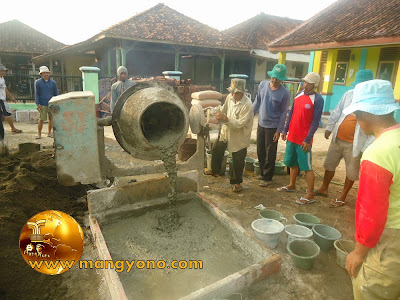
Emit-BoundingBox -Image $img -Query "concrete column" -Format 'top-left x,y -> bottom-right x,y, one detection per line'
121,48 -> 127,67
115,48 -> 121,69
278,52 -> 286,65
312,51 -> 322,73
79,66 -> 100,104
192,56 -> 197,83
365,47 -> 381,78
31,62 -> 36,74
174,52 -> 180,71
49,58 -> 53,73
394,63 -> 400,101
107,50 -> 112,76
220,51 -> 225,92
211,58 -> 215,82
321,49 -> 338,113
308,51 -> 315,73
359,48 -> 368,70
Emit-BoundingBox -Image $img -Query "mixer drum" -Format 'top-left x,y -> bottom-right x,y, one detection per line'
112,82 -> 189,161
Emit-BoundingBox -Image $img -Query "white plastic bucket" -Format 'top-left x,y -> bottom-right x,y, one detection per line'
251,218 -> 284,249
285,224 -> 313,246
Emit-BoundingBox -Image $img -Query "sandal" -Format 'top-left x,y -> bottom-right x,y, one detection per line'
259,181 -> 272,187
330,198 -> 345,207
313,190 -> 328,197
296,197 -> 315,205
232,185 -> 243,193
48,134 -> 54,138
12,128 -> 22,134
204,170 -> 220,177
277,186 -> 296,192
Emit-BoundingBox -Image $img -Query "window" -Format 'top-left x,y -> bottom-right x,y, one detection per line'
377,61 -> 396,83
334,62 -> 349,84
334,50 -> 351,85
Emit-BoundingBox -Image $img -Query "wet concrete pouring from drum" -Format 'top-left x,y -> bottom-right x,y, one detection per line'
101,199 -> 255,300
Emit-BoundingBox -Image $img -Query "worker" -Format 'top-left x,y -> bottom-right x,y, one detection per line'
344,79 -> 400,299
204,78 -> 254,193
34,66 -> 59,139
110,66 -> 135,112
0,64 -> 22,134
314,70 -> 374,207
278,72 -> 324,204
252,64 -> 290,187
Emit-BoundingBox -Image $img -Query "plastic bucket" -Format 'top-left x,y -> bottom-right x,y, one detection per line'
259,209 -> 285,222
274,161 -> 286,175
251,218 -> 284,249
253,162 -> 261,175
334,239 -> 355,269
312,224 -> 342,252
293,213 -> 321,229
206,150 -> 229,175
287,239 -> 320,270
285,224 -> 313,246
245,157 -> 256,171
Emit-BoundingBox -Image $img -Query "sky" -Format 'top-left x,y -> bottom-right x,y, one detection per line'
2,0 -> 336,45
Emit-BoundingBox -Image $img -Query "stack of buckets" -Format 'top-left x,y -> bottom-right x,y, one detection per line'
252,210 -> 351,270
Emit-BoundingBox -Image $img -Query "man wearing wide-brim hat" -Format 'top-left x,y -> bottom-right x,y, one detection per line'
253,63 -> 290,187
344,79 -> 400,299
279,72 -> 324,204
314,69 -> 374,207
34,66 -> 59,139
205,78 -> 254,193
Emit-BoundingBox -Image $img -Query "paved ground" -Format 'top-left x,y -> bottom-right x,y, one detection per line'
1,116 -> 356,300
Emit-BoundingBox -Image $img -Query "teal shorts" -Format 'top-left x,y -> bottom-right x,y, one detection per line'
284,141 -> 312,171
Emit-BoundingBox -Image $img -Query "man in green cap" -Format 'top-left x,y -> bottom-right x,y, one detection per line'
253,64 -> 290,187
314,70 -> 374,207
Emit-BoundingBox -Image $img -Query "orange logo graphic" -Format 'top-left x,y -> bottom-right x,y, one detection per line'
19,210 -> 84,275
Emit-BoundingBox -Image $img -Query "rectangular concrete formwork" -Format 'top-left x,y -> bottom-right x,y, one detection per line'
88,176 -> 281,300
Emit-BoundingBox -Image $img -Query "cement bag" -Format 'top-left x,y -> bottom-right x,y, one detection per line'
191,99 -> 221,108
191,90 -> 222,100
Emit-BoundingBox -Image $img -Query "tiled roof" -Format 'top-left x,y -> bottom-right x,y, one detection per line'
269,0 -> 400,51
223,13 -> 302,50
0,20 -> 64,54
100,3 -> 247,49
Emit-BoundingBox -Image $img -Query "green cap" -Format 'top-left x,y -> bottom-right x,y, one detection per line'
267,64 -> 288,82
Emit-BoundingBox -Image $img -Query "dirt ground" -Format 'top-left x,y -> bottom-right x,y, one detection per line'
0,117 -> 356,300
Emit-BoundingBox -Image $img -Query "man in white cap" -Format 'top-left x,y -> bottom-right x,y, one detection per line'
279,72 -> 324,204
110,66 -> 135,112
205,78 -> 254,193
34,66 -> 59,139
344,79 -> 400,299
0,64 -> 22,134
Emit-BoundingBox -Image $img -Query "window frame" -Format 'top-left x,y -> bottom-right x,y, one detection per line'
333,61 -> 349,85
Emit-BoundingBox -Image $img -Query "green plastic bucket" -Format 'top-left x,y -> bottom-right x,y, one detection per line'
253,162 -> 261,175
334,239 -> 355,269
259,209 -> 285,222
287,239 -> 320,270
293,213 -> 321,229
274,161 -> 286,175
312,224 -> 342,252
245,157 -> 256,171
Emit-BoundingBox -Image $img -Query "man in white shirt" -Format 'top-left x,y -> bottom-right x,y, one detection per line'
0,64 -> 22,134
204,78 -> 254,192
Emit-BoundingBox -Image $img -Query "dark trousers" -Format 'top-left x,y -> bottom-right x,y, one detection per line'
257,125 -> 278,181
0,118 -> 3,140
212,141 -> 247,185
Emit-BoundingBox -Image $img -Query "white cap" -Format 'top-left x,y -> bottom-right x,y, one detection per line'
303,72 -> 320,86
39,66 -> 51,74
